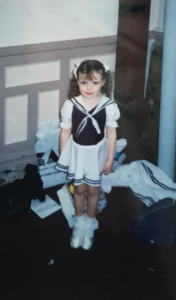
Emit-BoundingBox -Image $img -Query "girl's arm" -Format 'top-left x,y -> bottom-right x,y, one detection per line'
104,126 -> 117,175
60,128 -> 71,153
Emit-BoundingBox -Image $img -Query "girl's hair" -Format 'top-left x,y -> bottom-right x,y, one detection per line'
67,60 -> 113,99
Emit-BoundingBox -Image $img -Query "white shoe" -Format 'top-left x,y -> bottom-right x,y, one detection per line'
82,237 -> 93,250
70,216 -> 85,249
70,235 -> 83,249
82,224 -> 94,250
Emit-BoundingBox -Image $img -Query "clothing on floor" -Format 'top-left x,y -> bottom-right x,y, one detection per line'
101,160 -> 176,206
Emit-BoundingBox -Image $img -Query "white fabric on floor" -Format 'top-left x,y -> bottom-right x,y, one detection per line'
101,160 -> 176,206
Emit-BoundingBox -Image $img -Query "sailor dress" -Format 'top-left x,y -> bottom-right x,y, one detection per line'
55,95 -> 120,186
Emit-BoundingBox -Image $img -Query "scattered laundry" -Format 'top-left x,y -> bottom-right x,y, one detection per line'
31,195 -> 61,219
0,168 -> 26,187
112,153 -> 126,172
34,121 -> 60,165
57,184 -> 75,225
101,160 -> 176,206
38,162 -> 69,189
0,164 -> 45,218
114,138 -> 127,158
130,198 -> 175,246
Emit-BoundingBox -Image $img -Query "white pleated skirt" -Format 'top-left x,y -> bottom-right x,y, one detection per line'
55,135 -> 108,186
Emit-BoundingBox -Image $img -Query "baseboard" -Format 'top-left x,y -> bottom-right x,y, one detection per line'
0,154 -> 38,171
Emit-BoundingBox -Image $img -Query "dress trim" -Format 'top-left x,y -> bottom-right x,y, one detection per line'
55,162 -> 68,170
55,164 -> 101,186
71,176 -> 101,186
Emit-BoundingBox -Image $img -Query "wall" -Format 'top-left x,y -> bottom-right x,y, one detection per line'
156,0 -> 165,31
0,42 -> 117,171
0,0 -> 166,169
145,0 -> 165,96
0,1 -> 118,170
0,0 -> 119,47
149,0 -> 165,32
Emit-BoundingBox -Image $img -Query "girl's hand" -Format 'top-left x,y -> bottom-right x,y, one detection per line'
105,126 -> 116,175
104,160 -> 113,175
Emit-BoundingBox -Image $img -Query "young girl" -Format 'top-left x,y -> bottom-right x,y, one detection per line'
56,60 -> 120,250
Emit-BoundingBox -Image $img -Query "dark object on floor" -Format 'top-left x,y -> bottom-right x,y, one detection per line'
23,164 -> 45,202
0,164 -> 45,218
130,198 -> 176,247
0,179 -> 31,218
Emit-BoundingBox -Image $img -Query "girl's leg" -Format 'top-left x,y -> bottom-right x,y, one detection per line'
70,184 -> 87,249
82,185 -> 99,250
74,183 -> 87,216
70,184 -> 99,250
86,186 -> 99,218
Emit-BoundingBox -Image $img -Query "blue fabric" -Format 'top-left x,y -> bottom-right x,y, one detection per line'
130,198 -> 176,247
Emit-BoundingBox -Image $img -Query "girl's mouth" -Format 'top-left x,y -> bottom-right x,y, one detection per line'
86,92 -> 93,95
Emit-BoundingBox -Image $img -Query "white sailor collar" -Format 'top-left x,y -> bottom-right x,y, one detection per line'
71,95 -> 114,137
74,95 -> 113,111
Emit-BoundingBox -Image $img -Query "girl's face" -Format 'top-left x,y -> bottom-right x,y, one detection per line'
77,72 -> 105,100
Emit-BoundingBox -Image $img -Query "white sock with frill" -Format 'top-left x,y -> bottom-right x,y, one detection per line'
72,214 -> 86,238
84,215 -> 96,238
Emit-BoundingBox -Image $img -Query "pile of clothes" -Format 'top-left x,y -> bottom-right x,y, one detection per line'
0,164 -> 45,217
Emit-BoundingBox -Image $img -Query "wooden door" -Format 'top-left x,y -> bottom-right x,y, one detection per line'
115,0 -> 151,104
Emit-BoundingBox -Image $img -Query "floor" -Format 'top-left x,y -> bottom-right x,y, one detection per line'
0,116 -> 176,300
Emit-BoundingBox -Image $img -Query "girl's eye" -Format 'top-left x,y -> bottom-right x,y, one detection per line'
80,81 -> 87,85
93,81 -> 99,85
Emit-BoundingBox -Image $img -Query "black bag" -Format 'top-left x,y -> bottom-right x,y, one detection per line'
0,180 -> 31,217
0,164 -> 45,218
23,164 -> 45,202
130,198 -> 176,247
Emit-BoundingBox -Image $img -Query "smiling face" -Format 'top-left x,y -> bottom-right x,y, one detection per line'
77,71 -> 105,100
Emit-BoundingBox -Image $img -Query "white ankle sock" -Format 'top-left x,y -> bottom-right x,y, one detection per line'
72,215 -> 85,238
75,214 -> 85,223
84,215 -> 96,238
86,215 -> 95,224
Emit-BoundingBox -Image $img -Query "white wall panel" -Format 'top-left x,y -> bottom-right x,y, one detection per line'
38,89 -> 59,127
70,54 -> 116,77
5,95 -> 28,145
5,61 -> 60,87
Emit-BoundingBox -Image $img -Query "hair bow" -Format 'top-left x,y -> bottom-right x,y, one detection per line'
73,63 -> 81,78
102,62 -> 110,72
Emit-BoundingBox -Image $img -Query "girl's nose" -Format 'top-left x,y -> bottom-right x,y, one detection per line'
87,82 -> 92,91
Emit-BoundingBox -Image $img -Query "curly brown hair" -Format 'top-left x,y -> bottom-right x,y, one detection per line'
67,60 -> 113,100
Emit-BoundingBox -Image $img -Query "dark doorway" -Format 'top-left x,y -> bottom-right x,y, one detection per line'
115,0 -> 157,164
115,0 -> 151,103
